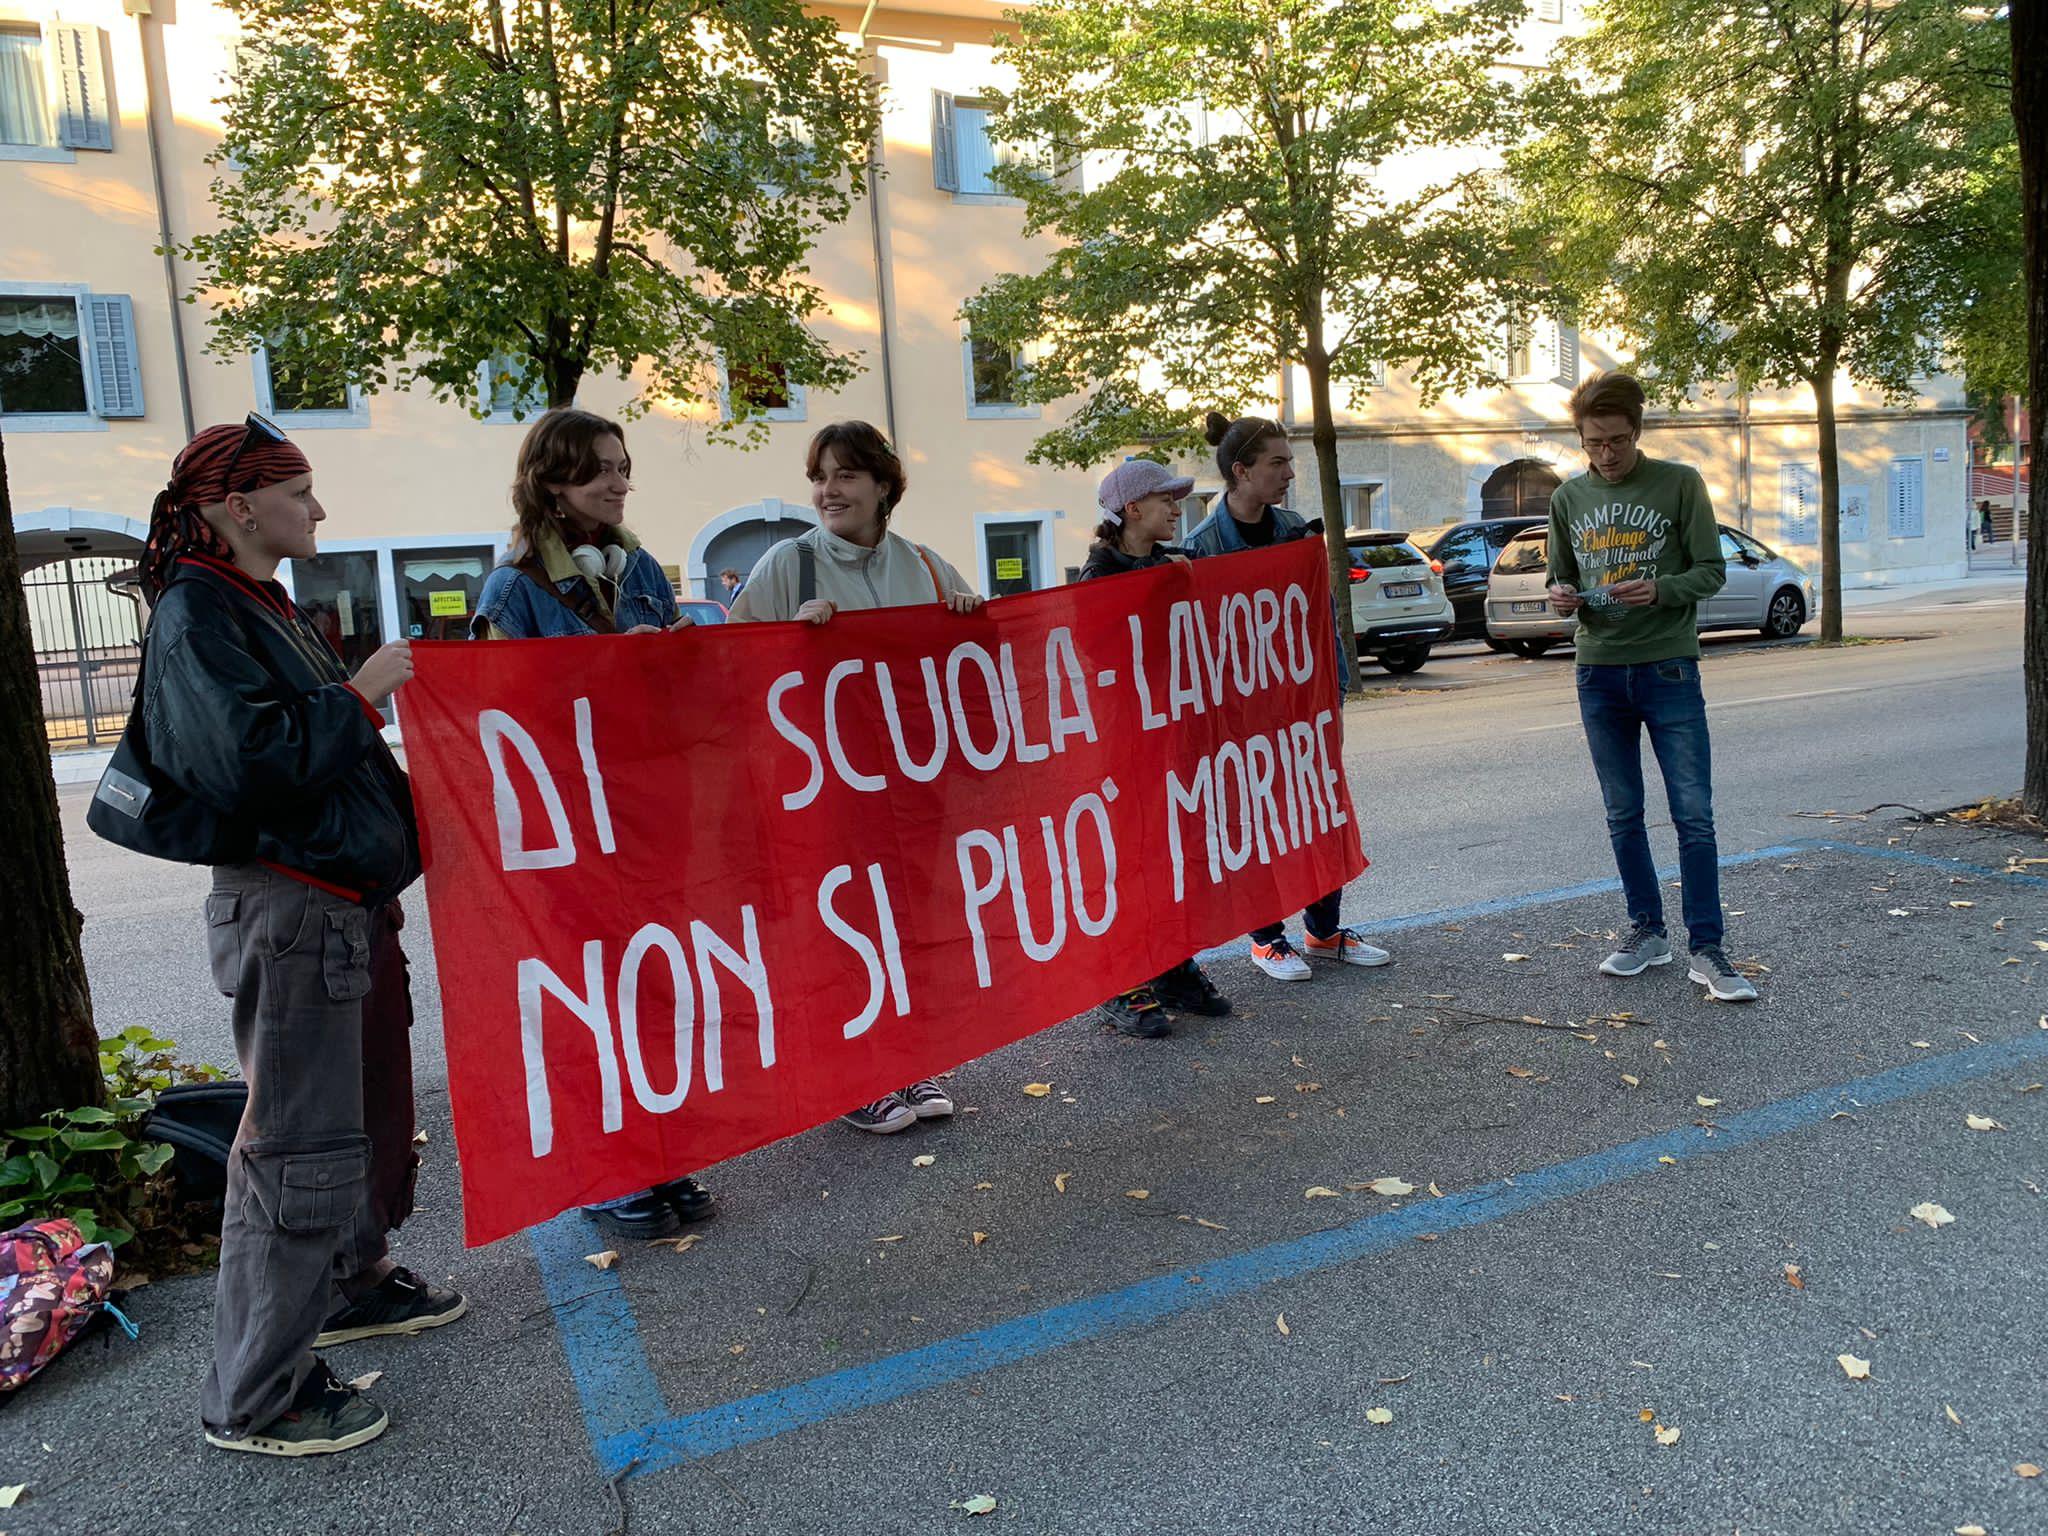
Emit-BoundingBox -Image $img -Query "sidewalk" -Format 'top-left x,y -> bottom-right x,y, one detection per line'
3,818 -> 2044,1534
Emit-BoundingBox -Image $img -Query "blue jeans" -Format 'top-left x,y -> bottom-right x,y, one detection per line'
1575,658 -> 1723,952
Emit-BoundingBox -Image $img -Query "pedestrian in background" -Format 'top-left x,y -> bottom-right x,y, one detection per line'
1183,412 -> 1389,984
120,417 -> 463,1458
1073,458 -> 1232,1035
718,567 -> 745,605
729,420 -> 983,1131
1545,372 -> 1756,1002
471,407 -> 719,1240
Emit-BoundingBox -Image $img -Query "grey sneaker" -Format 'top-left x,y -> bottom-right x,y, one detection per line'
1688,946 -> 1759,1002
1599,923 -> 1674,976
204,1361 -> 388,1458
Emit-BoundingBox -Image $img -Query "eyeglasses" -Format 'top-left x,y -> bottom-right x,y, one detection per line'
221,411 -> 288,495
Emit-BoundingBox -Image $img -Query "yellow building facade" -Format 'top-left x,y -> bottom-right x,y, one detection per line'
4,0 -> 1971,745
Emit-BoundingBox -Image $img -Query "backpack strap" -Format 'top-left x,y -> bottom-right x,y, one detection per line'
797,542 -> 816,609
515,557 -> 617,635
915,544 -> 944,601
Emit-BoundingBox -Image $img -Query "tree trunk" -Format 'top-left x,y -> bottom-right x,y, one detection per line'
1811,361 -> 1845,644
2015,0 -> 2047,817
0,433 -> 103,1126
1300,340 -> 1359,692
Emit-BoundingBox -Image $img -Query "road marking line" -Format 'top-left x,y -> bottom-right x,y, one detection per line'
528,840 -> 2047,1479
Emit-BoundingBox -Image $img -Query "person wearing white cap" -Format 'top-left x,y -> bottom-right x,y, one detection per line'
1071,458 -> 1234,1034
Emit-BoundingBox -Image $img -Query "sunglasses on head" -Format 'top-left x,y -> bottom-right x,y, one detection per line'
221,411 -> 288,495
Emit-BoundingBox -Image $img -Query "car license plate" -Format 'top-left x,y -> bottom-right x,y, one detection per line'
1381,581 -> 1423,598
1512,600 -> 1547,613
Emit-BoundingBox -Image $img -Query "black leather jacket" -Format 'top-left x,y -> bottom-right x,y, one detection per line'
1076,541 -> 1185,581
139,556 -> 420,902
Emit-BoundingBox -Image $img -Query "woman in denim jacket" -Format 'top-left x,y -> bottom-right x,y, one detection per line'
471,407 -> 714,1242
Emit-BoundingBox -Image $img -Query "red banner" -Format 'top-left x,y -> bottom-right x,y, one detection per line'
402,540 -> 1364,1245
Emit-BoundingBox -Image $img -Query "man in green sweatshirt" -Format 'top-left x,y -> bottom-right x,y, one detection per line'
1546,372 -> 1757,1002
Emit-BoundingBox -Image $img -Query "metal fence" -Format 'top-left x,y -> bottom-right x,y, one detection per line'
25,556 -> 143,751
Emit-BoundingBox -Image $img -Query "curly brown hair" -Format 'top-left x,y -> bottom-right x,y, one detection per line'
510,408 -> 632,551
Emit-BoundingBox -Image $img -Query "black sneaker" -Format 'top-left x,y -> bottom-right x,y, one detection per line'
1097,987 -> 1173,1038
842,1094 -> 918,1133
1150,959 -> 1232,1017
656,1175 -> 716,1223
315,1265 -> 469,1346
204,1360 -> 388,1458
585,1188 -> 683,1241
900,1079 -> 955,1118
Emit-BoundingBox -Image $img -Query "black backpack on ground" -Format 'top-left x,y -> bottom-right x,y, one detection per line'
140,1082 -> 248,1210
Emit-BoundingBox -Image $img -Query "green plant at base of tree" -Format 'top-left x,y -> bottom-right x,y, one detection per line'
0,1027 -> 225,1248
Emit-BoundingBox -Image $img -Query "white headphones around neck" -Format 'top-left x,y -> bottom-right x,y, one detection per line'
569,543 -> 628,584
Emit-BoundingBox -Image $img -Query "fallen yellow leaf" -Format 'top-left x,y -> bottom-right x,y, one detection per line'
1838,1353 -> 1872,1380
1125,1189 -> 1150,1200
347,1370 -> 383,1392
1945,1404 -> 1963,1426
1276,1313 -> 1290,1336
1654,1425 -> 1681,1446
951,1494 -> 998,1517
1956,1525 -> 1988,1535
1022,1082 -> 1053,1097
971,1231 -> 987,1246
1910,1201 -> 1956,1228
1254,1094 -> 1277,1104
0,1485 -> 24,1511
2017,1463 -> 2042,1479
1305,1186 -> 1341,1199
1366,1177 -> 1414,1196
1964,1114 -> 2004,1132
1639,1408 -> 1655,1423
1695,1095 -> 1722,1108
1194,1217 -> 1227,1231
1506,1066 -> 1535,1079
874,1234 -> 904,1243
1502,953 -> 1530,963
1365,1407 -> 1393,1425
728,1343 -> 746,1356
911,1154 -> 935,1168
1784,1263 -> 1805,1290
583,1249 -> 620,1270
1427,1181 -> 1444,1198
1950,900 -> 1976,908
1620,1074 -> 1641,1088
1657,1156 -> 1677,1165
974,1181 -> 994,1190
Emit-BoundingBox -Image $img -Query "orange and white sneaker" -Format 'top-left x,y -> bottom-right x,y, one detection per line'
1249,936 -> 1313,982
1302,927 -> 1392,968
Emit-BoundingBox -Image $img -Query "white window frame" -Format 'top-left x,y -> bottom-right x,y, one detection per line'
1339,476 -> 1390,533
716,356 -> 807,424
961,323 -> 1039,421
974,510 -> 1059,596
253,340 -> 370,429
275,531 -> 511,644
476,354 -> 545,424
948,95 -> 1033,205
0,280 -> 104,432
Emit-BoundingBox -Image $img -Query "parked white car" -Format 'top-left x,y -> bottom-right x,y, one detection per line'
1346,533 -> 1456,673
1485,524 -> 1817,657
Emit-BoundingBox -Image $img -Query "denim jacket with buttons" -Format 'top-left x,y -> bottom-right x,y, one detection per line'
1182,500 -> 1353,690
470,525 -> 677,639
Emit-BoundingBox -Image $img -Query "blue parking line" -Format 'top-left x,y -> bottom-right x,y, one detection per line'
525,835 -> 2048,1479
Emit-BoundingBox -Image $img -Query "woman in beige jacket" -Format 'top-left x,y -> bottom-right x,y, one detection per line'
729,420 -> 983,1133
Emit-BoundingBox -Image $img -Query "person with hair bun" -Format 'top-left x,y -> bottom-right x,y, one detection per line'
1073,458 -> 1232,1035
730,420 -> 983,1132
122,417 -> 464,1458
472,406 -> 718,1241
1183,412 -> 1389,985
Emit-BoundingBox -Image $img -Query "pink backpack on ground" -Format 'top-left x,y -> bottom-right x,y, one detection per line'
0,1219 -> 127,1393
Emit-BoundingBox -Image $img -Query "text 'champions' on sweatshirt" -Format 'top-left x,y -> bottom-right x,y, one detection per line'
1545,455 -> 1726,666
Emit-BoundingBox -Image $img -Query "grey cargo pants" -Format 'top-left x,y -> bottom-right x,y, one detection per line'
198,864 -> 385,1438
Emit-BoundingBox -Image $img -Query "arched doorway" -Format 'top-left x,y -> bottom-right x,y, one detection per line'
1479,458 -> 1562,519
688,498 -> 816,601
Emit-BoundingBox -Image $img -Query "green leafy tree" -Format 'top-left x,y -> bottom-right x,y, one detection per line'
185,0 -> 880,427
962,0 -> 1527,669
1514,0 -> 2017,642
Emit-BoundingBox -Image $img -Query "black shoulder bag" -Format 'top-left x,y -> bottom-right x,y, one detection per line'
84,637 -> 243,867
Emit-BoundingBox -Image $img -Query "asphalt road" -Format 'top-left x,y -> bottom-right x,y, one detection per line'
4,573 -> 2042,1536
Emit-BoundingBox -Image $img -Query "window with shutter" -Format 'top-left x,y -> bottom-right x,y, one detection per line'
1536,0 -> 1565,20
0,294 -> 90,416
931,91 -> 958,192
1778,464 -> 1817,545
85,293 -> 143,417
0,24 -> 56,149
1887,458 -> 1925,539
477,353 -> 543,421
1552,322 -> 1580,387
46,24 -> 111,152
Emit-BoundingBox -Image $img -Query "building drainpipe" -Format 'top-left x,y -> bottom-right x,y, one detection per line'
1737,385 -> 1751,533
128,0 -> 196,442
855,1 -> 899,448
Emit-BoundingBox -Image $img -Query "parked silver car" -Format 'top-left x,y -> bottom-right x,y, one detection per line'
1485,524 -> 1816,657
1347,533 -> 1456,673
